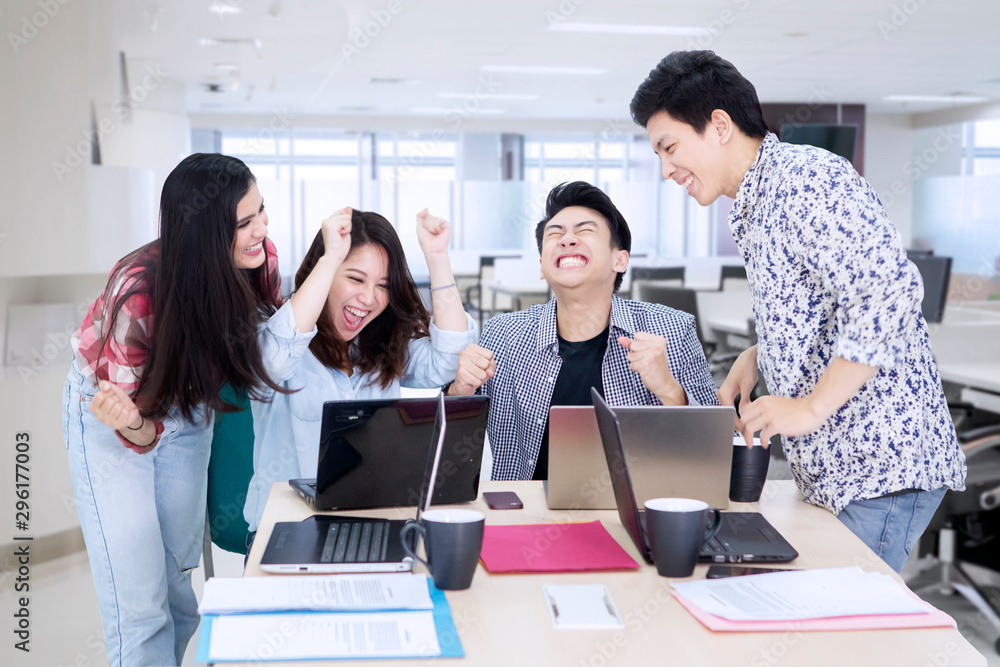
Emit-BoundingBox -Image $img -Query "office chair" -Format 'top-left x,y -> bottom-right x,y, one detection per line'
630,266 -> 685,302
719,265 -> 748,291
908,254 -> 952,324
907,421 -> 1000,654
636,285 -> 745,381
465,254 -> 520,331
202,385 -> 258,578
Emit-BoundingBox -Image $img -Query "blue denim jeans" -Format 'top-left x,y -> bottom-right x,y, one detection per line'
837,487 -> 947,573
63,361 -> 213,667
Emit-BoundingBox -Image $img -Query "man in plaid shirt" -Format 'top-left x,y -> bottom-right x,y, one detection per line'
449,182 -> 718,480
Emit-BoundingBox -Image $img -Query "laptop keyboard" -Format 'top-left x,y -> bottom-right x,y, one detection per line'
320,521 -> 389,563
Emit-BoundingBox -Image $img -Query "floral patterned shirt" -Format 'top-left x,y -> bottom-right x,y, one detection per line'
728,133 -> 966,514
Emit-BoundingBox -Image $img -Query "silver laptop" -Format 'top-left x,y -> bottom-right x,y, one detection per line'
259,392 -> 447,574
545,404 -> 735,510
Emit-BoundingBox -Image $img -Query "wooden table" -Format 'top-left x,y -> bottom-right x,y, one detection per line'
244,480 -> 986,666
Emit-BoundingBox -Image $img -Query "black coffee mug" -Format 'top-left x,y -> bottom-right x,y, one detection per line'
644,498 -> 722,578
730,438 -> 770,503
400,509 -> 484,590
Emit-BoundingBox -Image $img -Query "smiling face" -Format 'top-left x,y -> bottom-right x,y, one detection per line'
646,110 -> 736,207
232,182 -> 269,269
326,243 -> 390,342
539,206 -> 629,296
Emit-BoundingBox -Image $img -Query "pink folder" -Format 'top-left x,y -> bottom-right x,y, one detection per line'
480,521 -> 640,573
672,587 -> 957,632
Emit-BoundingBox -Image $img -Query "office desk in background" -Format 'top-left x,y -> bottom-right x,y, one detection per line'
243,481 -> 985,667
483,280 -> 551,312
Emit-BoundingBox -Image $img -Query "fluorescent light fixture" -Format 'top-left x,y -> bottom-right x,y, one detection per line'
411,107 -> 505,114
214,63 -> 240,72
548,22 -> 708,36
370,77 -> 420,85
208,2 -> 242,16
883,94 -> 987,104
436,92 -> 539,100
199,37 -> 262,49
481,65 -> 606,75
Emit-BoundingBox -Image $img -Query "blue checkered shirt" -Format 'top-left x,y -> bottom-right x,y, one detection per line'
478,295 -> 720,480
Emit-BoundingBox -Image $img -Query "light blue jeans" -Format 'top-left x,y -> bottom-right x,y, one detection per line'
63,361 -> 213,667
837,487 -> 947,573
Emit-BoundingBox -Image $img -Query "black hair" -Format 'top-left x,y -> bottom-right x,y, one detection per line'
534,181 -> 631,292
630,50 -> 768,139
100,153 -> 285,422
295,210 -> 430,389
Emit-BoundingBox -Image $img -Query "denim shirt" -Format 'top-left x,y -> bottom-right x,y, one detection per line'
244,300 -> 477,531
728,133 -> 966,513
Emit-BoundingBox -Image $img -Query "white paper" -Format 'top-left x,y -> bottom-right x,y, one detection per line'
543,585 -> 624,630
198,574 -> 433,615
672,567 -> 931,621
207,611 -> 441,660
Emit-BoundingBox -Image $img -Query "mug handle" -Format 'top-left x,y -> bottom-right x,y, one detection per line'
703,508 -> 723,545
400,521 -> 432,572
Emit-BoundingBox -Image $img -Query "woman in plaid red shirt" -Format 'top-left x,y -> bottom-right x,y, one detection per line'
63,154 -> 286,666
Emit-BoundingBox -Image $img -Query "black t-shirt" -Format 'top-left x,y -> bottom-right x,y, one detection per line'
532,327 -> 609,480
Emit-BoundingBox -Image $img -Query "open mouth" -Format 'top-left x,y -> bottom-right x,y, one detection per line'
244,241 -> 263,255
557,255 -> 588,269
342,305 -> 370,330
680,175 -> 694,191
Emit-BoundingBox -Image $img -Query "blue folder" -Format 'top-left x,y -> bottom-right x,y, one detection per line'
196,578 -> 464,662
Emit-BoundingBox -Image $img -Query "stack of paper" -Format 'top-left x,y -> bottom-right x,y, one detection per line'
480,520 -> 640,573
196,574 -> 464,662
199,573 -> 434,614
671,567 -> 956,632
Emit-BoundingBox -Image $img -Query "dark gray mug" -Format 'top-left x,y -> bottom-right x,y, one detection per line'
400,508 -> 484,590
644,498 -> 722,578
730,439 -> 770,503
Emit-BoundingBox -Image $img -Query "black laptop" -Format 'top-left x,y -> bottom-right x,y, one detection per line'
592,389 -> 798,564
260,393 -> 448,573
289,396 -> 488,510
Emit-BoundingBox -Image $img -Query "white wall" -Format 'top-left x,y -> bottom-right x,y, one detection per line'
863,113 -> 917,246
0,0 -> 187,544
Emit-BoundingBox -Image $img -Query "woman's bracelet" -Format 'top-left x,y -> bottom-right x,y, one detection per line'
430,282 -> 457,292
127,414 -> 145,431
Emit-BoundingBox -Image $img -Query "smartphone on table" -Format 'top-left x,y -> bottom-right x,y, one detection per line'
483,491 -> 523,510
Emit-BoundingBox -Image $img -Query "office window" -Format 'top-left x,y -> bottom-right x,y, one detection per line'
969,119 -> 1000,175
216,128 -> 361,268
202,127 -> 731,262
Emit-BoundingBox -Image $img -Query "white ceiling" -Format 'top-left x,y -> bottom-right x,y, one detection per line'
118,0 -> 1000,123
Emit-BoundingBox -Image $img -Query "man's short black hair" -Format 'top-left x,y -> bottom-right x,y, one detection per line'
535,181 -> 631,292
630,50 -> 768,139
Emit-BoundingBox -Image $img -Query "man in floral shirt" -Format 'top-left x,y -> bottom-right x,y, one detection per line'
629,50 -> 966,572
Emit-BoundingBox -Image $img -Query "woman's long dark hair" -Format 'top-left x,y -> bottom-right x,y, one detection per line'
294,210 -> 430,389
99,153 -> 286,422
